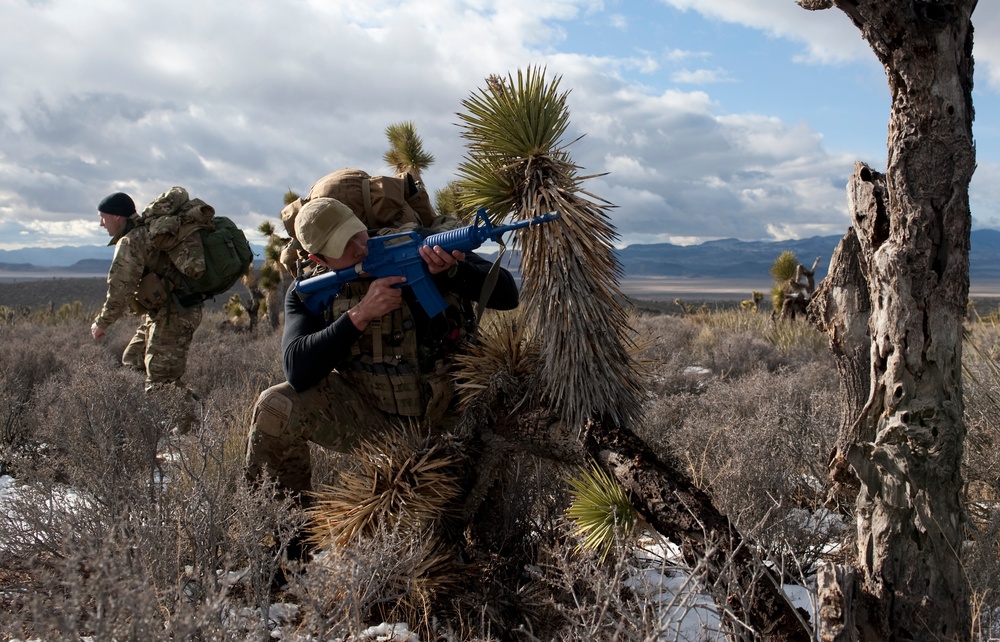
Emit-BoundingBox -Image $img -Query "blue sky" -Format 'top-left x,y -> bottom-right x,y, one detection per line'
1,0 -> 997,251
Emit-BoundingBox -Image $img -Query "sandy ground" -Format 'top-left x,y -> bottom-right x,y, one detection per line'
4,273 -> 1000,306
620,276 -> 1000,300
619,277 -> 772,300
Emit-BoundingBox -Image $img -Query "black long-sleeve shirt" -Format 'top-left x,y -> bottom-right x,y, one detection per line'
281,251 -> 518,392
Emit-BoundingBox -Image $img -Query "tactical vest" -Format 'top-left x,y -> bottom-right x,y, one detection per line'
328,279 -> 475,421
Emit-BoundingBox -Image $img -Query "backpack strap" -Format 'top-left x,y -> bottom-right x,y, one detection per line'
361,177 -> 376,228
474,245 -> 507,326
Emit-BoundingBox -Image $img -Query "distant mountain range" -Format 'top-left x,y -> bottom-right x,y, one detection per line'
613,229 -> 1000,282
4,231 -> 1000,282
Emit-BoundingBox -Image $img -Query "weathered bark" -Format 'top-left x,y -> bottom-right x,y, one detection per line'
807,170 -> 877,641
817,564 -> 858,642
807,170 -> 878,496
799,1 -> 976,639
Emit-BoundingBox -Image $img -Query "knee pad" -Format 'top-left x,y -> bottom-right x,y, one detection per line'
252,387 -> 294,438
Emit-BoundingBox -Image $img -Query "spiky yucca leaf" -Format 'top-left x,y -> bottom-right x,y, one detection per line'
454,65 -> 644,430
455,69 -> 571,216
434,180 -> 467,219
258,263 -> 282,291
223,293 -> 244,318
565,462 -> 638,562
452,308 -> 539,410
306,425 -> 463,549
770,283 -> 787,312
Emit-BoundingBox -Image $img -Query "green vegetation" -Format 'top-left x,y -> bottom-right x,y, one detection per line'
566,462 -> 639,562
383,120 -> 434,186
769,250 -> 800,312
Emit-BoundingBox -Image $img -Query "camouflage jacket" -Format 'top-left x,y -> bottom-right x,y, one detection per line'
93,218 -> 192,329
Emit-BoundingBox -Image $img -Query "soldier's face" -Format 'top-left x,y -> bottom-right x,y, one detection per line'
99,212 -> 126,237
314,231 -> 369,271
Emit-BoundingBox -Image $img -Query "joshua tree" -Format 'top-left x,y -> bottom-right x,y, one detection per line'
256,220 -> 291,330
801,1 -> 977,640
770,251 -> 821,320
227,221 -> 286,332
236,194 -> 295,331
432,179 -> 466,219
382,120 -> 434,188
306,67 -> 811,639
449,66 -> 809,638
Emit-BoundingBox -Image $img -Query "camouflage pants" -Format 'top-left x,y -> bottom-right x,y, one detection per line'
122,304 -> 203,389
244,374 -> 391,495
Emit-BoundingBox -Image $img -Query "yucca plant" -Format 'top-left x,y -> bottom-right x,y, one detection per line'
769,250 -> 800,312
454,65 -> 644,431
303,424 -> 468,630
565,462 -> 639,562
433,179 -> 467,219
383,120 -> 434,187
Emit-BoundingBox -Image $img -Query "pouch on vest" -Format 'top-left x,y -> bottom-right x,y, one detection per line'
132,272 -> 170,314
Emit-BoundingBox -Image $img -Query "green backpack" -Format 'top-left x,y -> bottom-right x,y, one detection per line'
174,216 -> 255,306
141,187 -> 255,307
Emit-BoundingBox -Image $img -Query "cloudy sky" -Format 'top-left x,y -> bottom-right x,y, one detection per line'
2,0 -> 998,251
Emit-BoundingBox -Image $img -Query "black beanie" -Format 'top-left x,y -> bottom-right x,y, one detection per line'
97,192 -> 136,217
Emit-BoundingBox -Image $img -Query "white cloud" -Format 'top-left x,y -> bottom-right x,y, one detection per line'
973,6 -> 1000,92
657,0 -> 999,87
672,68 -> 732,84
655,0 -> 880,65
0,0 -> 994,251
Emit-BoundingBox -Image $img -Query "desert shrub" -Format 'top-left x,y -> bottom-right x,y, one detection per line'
695,329 -> 785,378
630,313 -> 709,396
0,321 -> 106,475
645,359 -> 843,578
9,297 -> 998,639
688,308 -> 828,373
525,533 -> 667,641
185,311 -> 283,398
2,300 -> 99,326
634,309 -> 829,388
0,463 -> 302,641
0,313 -> 306,640
960,319 -> 1000,631
964,321 -> 1000,499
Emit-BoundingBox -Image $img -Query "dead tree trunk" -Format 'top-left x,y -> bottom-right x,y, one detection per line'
586,421 -> 812,641
807,187 -> 875,501
800,1 -> 977,639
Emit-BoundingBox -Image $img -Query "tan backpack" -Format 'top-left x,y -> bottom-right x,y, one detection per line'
278,169 -> 439,277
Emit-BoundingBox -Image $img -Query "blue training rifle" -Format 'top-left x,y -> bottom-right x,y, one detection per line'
294,208 -> 561,318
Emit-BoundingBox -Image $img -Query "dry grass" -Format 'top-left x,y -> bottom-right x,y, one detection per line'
0,302 -> 998,640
